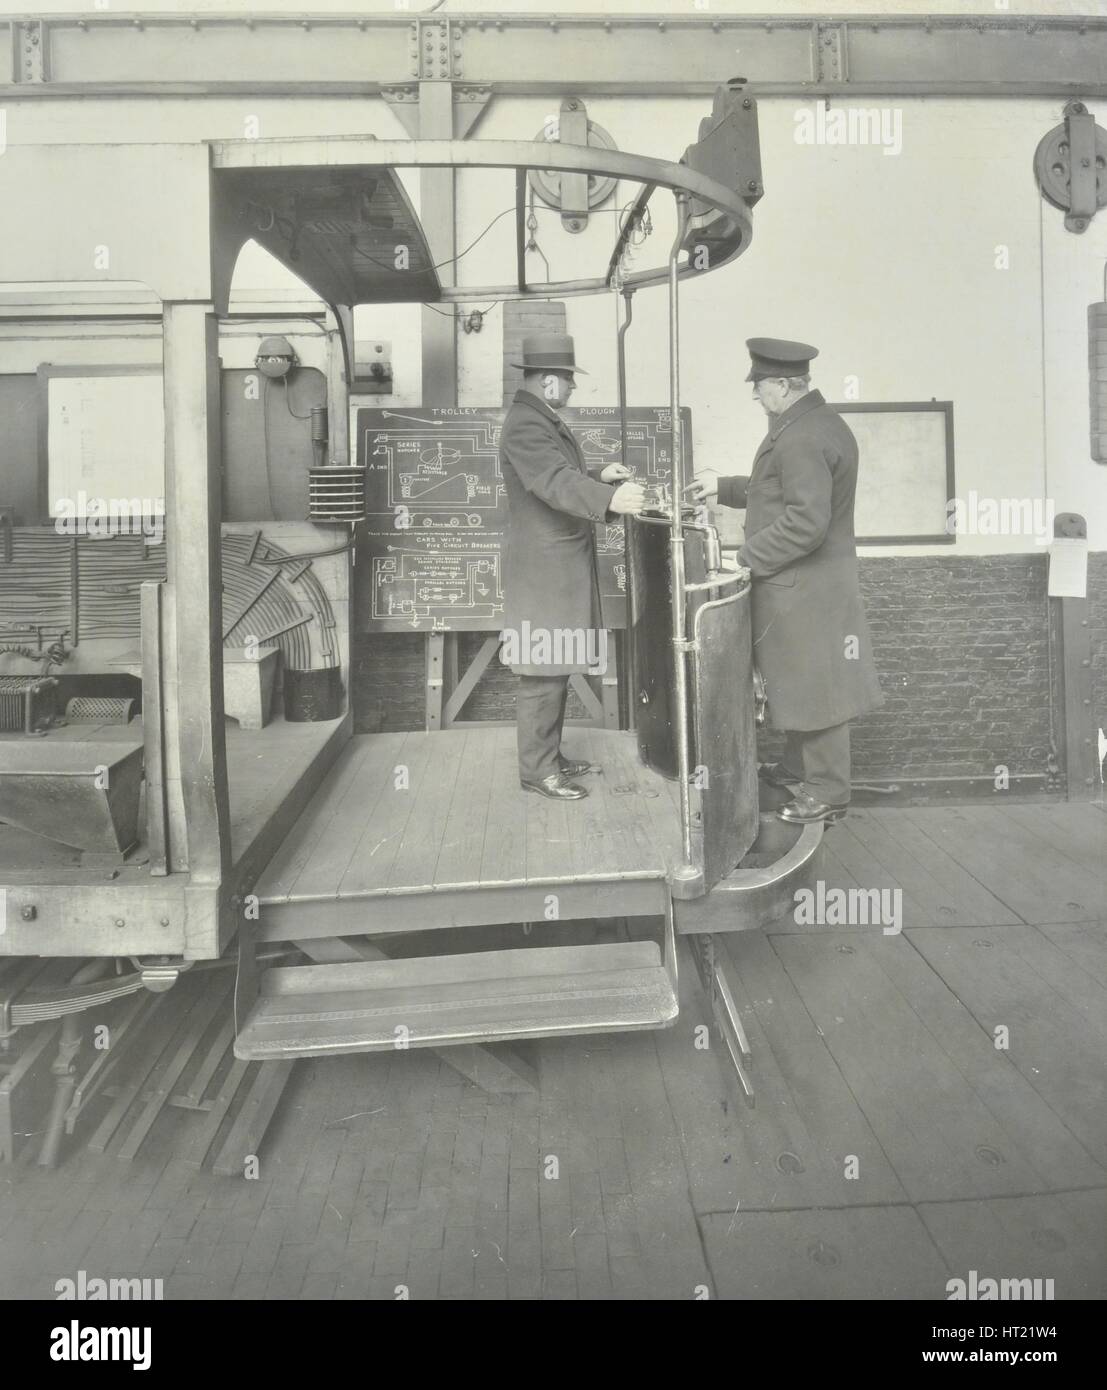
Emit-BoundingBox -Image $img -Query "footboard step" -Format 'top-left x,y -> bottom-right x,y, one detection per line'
233,941 -> 679,1061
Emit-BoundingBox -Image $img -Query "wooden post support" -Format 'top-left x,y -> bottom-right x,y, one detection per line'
140,579 -> 168,875
442,631 -> 460,718
567,674 -> 605,725
443,633 -> 500,728
415,81 -> 458,732
1051,513 -> 1096,801
418,80 -> 457,407
425,631 -> 446,731
1059,599 -> 1096,800
162,302 -> 230,879
324,304 -> 356,745
325,305 -> 352,468
600,634 -> 621,729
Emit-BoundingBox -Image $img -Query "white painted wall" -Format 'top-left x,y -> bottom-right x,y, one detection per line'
465,90 -> 1107,554
2,28 -> 1106,553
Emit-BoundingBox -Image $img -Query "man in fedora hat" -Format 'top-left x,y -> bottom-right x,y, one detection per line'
500,333 -> 646,800
688,337 -> 883,823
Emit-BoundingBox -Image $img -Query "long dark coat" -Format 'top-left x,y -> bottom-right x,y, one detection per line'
717,389 -> 884,731
499,389 -> 616,677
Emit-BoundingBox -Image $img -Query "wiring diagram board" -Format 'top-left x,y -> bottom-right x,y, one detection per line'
354,405 -> 690,632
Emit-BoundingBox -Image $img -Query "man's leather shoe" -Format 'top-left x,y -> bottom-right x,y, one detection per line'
778,794 -> 847,825
520,773 -> 589,801
558,757 -> 594,778
758,761 -> 802,790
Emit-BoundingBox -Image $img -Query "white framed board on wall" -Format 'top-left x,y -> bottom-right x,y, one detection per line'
831,400 -> 955,545
38,365 -> 165,527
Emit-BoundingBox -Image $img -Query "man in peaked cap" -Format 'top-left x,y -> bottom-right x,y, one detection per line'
689,337 -> 883,823
500,333 -> 647,800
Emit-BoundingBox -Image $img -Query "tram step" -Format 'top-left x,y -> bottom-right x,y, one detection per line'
233,941 -> 678,1060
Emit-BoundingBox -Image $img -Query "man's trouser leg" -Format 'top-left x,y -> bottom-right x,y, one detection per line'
792,721 -> 851,805
781,731 -> 806,782
517,674 -> 570,783
555,676 -> 571,759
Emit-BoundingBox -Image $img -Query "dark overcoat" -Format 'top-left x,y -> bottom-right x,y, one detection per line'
499,389 -> 615,677
717,389 -> 884,731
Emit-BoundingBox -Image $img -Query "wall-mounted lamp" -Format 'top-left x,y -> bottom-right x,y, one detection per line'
255,334 -> 298,379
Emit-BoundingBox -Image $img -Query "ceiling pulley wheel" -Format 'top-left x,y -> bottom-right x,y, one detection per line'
1033,101 -> 1107,233
529,99 -> 619,232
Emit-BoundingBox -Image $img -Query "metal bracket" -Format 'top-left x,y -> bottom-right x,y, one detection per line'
139,963 -> 184,994
529,98 -> 619,233
382,85 -> 420,139
411,17 -> 461,81
383,82 -> 489,140
813,22 -> 847,85
690,935 -> 754,1107
0,960 -> 49,1036
13,20 -> 48,84
454,85 -> 492,140
1034,101 -> 1107,234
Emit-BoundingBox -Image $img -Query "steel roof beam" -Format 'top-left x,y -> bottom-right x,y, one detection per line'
4,13 -> 1107,99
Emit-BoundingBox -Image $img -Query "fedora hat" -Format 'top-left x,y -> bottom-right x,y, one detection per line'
510,333 -> 588,375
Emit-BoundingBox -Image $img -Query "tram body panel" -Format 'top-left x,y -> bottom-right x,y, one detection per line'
0,87 -> 831,1108
690,587 -> 759,888
629,515 -> 759,891
629,517 -> 701,781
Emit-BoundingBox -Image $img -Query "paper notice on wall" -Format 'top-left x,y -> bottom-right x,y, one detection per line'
1047,537 -> 1088,598
47,372 -> 165,521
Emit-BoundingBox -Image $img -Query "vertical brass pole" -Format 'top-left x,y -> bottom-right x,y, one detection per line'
668,192 -> 697,882
617,286 -> 637,728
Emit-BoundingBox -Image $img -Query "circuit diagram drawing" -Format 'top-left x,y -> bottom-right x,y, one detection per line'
371,545 -> 503,627
362,416 -> 504,528
355,406 -> 688,632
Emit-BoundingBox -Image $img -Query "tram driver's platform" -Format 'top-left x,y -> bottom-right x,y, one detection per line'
240,727 -> 688,1059
254,727 -> 684,943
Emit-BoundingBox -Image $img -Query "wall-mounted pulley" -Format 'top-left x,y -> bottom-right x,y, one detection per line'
1033,101 -> 1107,234
529,98 -> 619,233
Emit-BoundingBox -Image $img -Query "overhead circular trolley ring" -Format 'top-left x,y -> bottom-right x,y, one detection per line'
210,137 -> 756,303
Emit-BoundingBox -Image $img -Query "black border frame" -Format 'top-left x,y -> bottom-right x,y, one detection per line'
829,399 -> 956,546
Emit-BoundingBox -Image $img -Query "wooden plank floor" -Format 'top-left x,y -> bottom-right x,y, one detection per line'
701,798 -> 1106,1299
1,797 -> 1104,1299
0,716 -> 340,885
257,727 -> 683,905
224,718 -> 346,867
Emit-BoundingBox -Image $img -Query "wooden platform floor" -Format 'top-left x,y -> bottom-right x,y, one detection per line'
0,798 -> 1104,1300
256,727 -> 684,907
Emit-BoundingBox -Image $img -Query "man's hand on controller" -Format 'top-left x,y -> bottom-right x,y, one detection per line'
685,469 -> 719,503
609,480 -> 647,516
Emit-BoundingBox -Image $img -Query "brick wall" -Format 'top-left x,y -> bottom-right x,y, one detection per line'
850,554 -> 1056,780
502,300 -> 567,404
353,632 -> 593,731
353,632 -> 424,734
